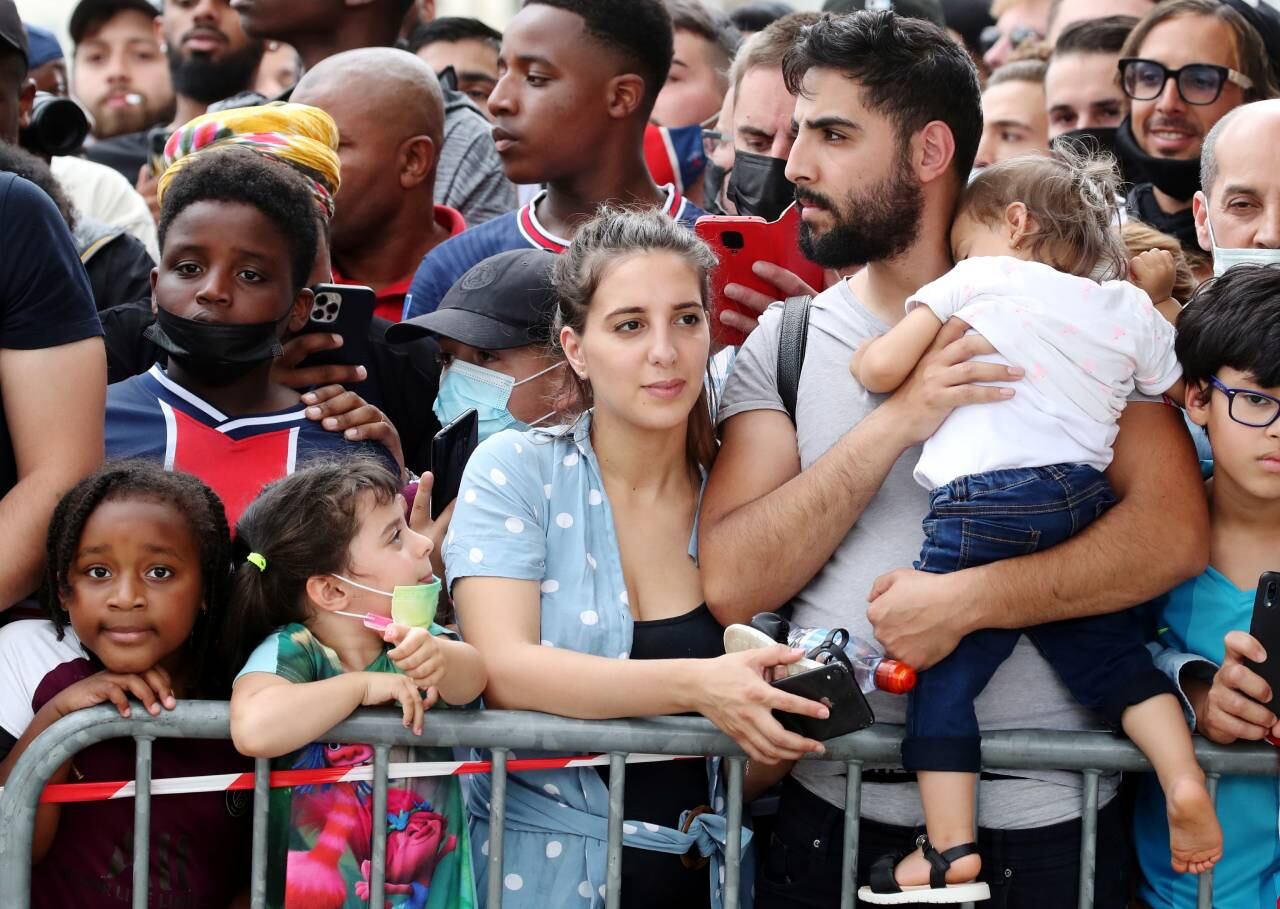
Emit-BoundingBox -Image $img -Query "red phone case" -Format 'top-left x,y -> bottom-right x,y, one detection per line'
695,203 -> 826,347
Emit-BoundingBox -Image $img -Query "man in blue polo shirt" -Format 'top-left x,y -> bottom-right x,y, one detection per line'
404,0 -> 706,320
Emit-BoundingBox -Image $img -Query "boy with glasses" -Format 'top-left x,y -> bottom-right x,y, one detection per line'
1134,262 -> 1280,909
1114,0 -> 1277,259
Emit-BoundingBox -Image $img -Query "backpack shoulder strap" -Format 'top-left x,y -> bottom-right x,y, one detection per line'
776,294 -> 812,424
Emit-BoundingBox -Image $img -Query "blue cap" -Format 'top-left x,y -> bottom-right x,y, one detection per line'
24,24 -> 63,68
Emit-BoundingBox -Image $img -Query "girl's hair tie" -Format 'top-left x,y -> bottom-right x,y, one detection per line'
246,552 -> 267,572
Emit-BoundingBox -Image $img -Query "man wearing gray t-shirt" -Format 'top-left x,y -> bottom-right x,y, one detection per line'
700,13 -> 1209,909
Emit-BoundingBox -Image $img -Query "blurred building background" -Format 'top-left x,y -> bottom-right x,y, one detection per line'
17,0 -> 826,52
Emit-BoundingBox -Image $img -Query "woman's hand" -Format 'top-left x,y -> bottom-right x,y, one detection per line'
303,384 -> 405,479
358,671 -> 427,735
51,667 -> 177,719
693,645 -> 828,763
385,624 -> 446,694
1191,631 -> 1279,744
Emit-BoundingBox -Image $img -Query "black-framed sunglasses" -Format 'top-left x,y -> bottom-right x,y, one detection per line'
1210,376 -> 1280,428
978,24 -> 1040,55
1118,58 -> 1253,106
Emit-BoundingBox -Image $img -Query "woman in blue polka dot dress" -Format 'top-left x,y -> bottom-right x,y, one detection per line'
446,208 -> 829,909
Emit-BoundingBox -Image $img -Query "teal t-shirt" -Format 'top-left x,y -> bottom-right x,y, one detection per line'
1136,568 -> 1280,908
239,623 -> 477,909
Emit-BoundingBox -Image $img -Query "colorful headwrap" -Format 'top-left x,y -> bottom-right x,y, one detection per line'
157,102 -> 342,221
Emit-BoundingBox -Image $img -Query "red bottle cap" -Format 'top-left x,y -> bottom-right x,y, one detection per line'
874,660 -> 916,694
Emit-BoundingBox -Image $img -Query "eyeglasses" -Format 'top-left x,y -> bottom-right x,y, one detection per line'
1118,58 -> 1253,106
1210,376 -> 1280,428
979,25 -> 1040,55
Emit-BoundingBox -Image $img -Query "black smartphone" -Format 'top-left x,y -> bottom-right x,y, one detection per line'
771,663 -> 875,741
1246,571 -> 1280,714
430,409 -> 479,520
297,283 -> 376,370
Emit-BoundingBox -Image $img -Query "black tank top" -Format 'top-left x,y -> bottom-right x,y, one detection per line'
597,603 -> 724,909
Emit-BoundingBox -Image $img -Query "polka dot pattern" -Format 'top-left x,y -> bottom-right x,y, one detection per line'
468,548 -> 484,564
489,468 -> 507,486
588,489 -> 603,506
556,512 -> 574,529
505,873 -> 523,891
505,517 -> 525,534
578,881 -> 592,899
541,579 -> 560,594
580,610 -> 599,626
546,840 -> 563,858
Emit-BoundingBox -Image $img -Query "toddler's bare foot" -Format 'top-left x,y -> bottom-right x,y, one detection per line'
894,844 -> 983,888
1166,775 -> 1222,875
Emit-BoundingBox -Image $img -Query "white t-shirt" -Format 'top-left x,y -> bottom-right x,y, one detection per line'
0,619 -> 84,744
909,256 -> 1181,489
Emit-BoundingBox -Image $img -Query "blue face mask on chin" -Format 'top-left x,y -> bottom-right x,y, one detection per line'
432,359 -> 563,442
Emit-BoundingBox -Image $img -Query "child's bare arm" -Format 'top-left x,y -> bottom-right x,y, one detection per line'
384,624 -> 488,706
1129,249 -> 1180,324
851,306 -> 945,393
230,671 -> 425,758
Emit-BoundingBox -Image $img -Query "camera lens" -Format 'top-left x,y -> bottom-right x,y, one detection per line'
25,95 -> 90,158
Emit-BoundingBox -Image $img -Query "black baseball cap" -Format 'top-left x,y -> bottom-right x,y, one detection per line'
69,0 -> 159,46
0,0 -> 27,70
388,249 -> 559,350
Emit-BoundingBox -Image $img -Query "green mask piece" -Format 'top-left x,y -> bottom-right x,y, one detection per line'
333,575 -> 441,630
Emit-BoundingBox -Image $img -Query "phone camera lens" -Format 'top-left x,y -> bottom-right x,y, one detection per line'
723,231 -> 745,251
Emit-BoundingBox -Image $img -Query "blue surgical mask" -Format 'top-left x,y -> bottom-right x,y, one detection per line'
1206,208 -> 1280,277
432,359 -> 562,443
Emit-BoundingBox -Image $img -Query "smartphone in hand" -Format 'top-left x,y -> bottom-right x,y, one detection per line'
297,283 -> 376,370
695,203 -> 825,348
771,662 -> 874,741
430,409 -> 479,520
1246,571 -> 1280,714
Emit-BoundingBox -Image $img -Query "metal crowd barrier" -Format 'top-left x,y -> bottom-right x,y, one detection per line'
1,702 -> 1277,909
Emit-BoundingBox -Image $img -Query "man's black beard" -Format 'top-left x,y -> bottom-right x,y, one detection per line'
797,152 -> 924,269
170,43 -> 265,105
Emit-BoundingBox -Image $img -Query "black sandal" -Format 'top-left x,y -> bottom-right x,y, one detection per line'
857,836 -> 991,904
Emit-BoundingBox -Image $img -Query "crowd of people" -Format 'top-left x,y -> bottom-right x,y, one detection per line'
0,0 -> 1277,906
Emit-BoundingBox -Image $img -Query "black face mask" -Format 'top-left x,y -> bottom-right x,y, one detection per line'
727,151 -> 795,222
1114,117 -> 1201,202
702,160 -> 729,216
144,307 -> 286,386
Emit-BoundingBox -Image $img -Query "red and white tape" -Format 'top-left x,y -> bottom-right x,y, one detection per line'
3,752 -> 697,805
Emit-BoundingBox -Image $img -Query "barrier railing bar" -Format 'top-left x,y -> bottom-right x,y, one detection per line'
840,760 -> 862,909
250,756 -> 269,909
1077,768 -> 1099,909
131,735 -> 152,909
723,756 -> 745,907
1196,772 -> 1220,909
606,752 -> 626,909
486,747 -> 509,909
369,744 -> 390,909
2,705 -> 1277,909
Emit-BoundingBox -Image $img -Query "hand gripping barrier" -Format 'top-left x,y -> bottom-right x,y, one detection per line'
1,702 -> 1277,909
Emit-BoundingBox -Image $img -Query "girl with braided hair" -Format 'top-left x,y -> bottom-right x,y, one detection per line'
0,461 -> 253,908
849,147 -> 1222,903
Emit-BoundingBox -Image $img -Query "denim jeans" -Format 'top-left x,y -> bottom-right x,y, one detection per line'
902,464 -> 1174,772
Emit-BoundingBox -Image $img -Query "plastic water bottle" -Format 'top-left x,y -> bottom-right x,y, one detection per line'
787,626 -> 917,694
